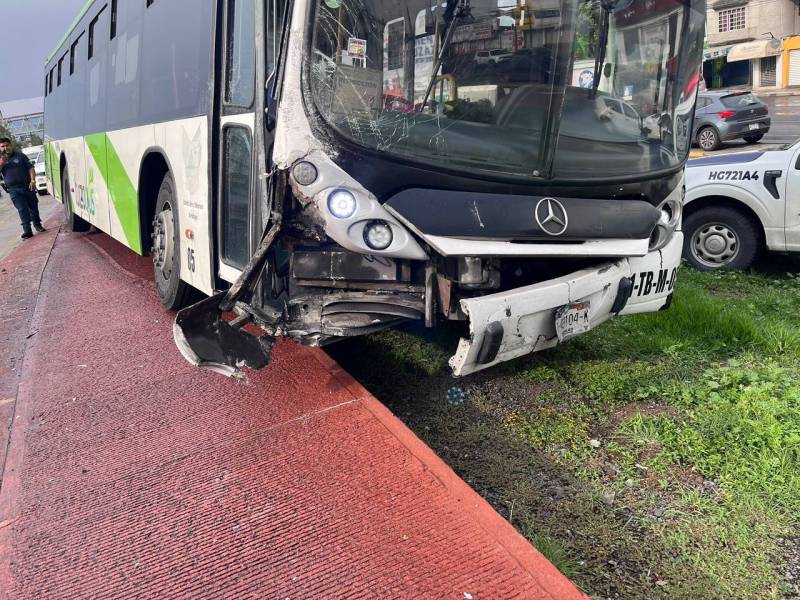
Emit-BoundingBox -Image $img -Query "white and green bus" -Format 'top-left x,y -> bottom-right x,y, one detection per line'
45,0 -> 705,377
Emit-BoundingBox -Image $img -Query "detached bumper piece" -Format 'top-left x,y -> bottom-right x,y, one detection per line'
449,234 -> 682,377
174,292 -> 275,378
174,218 -> 283,378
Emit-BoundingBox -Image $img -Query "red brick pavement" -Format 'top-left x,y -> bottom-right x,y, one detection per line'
0,227 -> 586,600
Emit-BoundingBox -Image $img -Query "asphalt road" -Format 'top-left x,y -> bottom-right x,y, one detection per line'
0,192 -> 61,262
763,94 -> 800,146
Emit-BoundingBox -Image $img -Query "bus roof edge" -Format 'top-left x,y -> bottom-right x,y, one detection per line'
44,0 -> 96,67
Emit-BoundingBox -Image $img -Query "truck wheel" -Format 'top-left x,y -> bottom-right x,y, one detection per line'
151,173 -> 192,310
683,206 -> 761,271
697,127 -> 720,151
62,166 -> 90,232
743,133 -> 764,144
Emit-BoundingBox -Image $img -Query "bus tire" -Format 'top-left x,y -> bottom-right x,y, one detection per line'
152,173 -> 192,310
683,206 -> 761,271
62,166 -> 90,233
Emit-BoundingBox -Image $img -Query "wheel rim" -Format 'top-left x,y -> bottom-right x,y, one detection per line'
691,222 -> 740,268
152,203 -> 176,280
698,129 -> 716,150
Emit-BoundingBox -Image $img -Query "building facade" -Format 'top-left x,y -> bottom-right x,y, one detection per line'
704,0 -> 800,89
0,97 -> 45,145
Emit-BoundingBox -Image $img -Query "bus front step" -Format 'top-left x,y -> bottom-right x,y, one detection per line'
173,292 -> 274,378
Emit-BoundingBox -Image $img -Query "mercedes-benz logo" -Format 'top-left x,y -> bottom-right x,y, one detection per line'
535,198 -> 569,236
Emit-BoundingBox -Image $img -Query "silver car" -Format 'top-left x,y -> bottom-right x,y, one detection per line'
692,91 -> 770,151
474,48 -> 513,65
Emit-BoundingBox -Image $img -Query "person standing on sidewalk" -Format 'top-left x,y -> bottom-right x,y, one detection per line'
0,137 -> 44,240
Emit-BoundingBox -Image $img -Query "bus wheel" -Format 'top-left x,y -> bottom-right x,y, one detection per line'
152,173 -> 192,310
62,167 -> 90,232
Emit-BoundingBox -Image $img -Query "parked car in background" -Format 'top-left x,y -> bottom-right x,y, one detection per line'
5,146 -> 47,195
474,48 -> 512,65
692,91 -> 770,151
596,96 -> 642,139
683,138 -> 800,270
21,145 -> 44,162
33,151 -> 48,195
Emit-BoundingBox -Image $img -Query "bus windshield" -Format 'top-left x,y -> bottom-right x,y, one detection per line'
308,0 -> 705,181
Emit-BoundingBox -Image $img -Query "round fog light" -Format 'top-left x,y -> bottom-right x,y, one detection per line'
292,161 -> 318,186
363,220 -> 393,250
327,189 -> 357,219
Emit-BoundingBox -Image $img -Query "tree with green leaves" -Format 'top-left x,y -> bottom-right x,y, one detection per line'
574,0 -> 600,61
0,120 -> 18,149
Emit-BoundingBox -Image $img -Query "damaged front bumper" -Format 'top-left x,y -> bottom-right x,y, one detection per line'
449,234 -> 683,377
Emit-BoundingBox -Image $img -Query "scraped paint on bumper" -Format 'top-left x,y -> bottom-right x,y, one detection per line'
449,234 -> 683,376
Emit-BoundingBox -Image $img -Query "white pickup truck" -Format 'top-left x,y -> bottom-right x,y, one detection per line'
683,139 -> 800,270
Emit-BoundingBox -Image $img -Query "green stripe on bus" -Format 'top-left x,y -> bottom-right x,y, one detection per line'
85,133 -> 142,254
45,142 -> 62,199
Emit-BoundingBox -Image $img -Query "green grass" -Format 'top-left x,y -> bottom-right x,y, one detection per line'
329,264 -> 800,599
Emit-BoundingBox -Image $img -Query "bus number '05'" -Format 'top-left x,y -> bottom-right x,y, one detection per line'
632,268 -> 677,297
187,248 -> 196,273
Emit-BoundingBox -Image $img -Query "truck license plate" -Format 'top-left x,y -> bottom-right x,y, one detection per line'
554,301 -> 591,342
748,123 -> 759,130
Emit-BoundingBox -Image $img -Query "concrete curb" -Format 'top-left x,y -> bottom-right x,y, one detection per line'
311,348 -> 588,599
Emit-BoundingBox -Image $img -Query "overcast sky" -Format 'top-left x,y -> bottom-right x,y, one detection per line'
1,0 -> 87,102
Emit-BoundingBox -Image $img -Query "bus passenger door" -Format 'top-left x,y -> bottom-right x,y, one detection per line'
215,0 -> 284,286
216,0 -> 259,285
174,0 -> 284,372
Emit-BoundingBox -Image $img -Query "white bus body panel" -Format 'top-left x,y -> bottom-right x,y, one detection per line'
48,116 -> 214,295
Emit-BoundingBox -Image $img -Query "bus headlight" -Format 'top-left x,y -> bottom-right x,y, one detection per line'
650,198 -> 682,251
327,189 -> 357,219
659,199 -> 681,228
363,220 -> 393,250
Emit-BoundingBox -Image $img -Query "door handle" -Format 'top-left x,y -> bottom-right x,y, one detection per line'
763,170 -> 782,200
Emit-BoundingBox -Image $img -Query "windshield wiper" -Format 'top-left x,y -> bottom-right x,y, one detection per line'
419,0 -> 470,112
589,0 -> 616,100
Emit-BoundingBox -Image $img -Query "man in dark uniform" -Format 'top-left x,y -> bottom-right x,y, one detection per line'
0,137 -> 44,240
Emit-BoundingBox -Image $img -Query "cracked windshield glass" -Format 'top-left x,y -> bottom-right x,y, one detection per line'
309,0 -> 704,180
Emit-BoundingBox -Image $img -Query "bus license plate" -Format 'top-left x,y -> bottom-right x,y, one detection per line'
748,123 -> 759,130
555,301 -> 591,342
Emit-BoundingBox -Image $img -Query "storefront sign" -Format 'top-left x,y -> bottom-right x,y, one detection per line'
348,38 -> 367,60
703,45 -> 732,61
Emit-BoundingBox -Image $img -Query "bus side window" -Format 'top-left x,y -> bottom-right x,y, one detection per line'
221,127 -> 253,269
265,0 -> 285,78
224,0 -> 256,108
